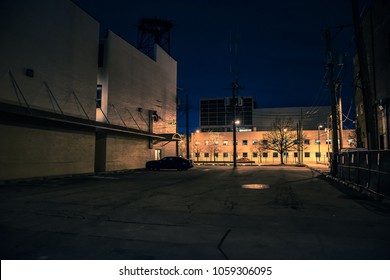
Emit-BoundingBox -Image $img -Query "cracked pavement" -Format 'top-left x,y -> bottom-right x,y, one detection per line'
1,165 -> 390,259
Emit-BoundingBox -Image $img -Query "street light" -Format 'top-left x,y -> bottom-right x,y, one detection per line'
317,125 -> 323,163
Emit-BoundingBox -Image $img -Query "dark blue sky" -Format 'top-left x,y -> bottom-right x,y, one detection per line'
73,0 -> 357,133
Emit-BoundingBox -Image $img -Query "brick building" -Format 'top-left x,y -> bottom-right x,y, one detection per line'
190,129 -> 354,164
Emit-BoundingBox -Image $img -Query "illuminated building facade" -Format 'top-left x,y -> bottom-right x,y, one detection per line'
190,129 -> 354,164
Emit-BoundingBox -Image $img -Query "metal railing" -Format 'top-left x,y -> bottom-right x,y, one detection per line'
336,150 -> 390,199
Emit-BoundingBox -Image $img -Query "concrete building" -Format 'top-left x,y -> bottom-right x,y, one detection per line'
95,30 -> 177,172
354,0 -> 390,150
190,129 -> 354,164
196,96 -> 347,164
0,0 -> 177,180
200,96 -> 254,132
253,106 -> 331,131
200,96 -> 331,133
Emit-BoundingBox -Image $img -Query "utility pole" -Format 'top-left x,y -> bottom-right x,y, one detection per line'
336,81 -> 344,150
351,0 -> 377,150
324,28 -> 340,176
231,81 -> 242,168
185,94 -> 190,159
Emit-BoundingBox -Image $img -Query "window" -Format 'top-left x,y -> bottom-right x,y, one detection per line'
315,139 -> 320,144
96,85 -> 102,108
263,152 -> 268,158
252,152 -> 258,158
205,140 -> 209,145
195,152 -> 200,158
305,152 -> 310,158
243,152 -> 248,158
326,139 -> 332,144
252,140 -> 258,145
316,152 -> 321,158
214,152 -> 219,158
195,140 -> 200,145
223,140 -> 228,146
294,152 -> 298,158
242,140 -> 248,145
223,152 -> 228,158
273,152 -> 278,158
304,139 -> 310,145
214,141 -> 219,145
262,140 -> 268,145
204,153 -> 209,158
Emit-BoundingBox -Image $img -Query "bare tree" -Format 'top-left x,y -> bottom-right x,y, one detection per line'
251,139 -> 266,163
205,132 -> 221,161
192,140 -> 203,161
263,118 -> 296,164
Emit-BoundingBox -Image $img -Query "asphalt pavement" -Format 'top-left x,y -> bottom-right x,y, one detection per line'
1,165 -> 390,260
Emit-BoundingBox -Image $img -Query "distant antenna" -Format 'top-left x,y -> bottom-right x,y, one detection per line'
137,17 -> 173,59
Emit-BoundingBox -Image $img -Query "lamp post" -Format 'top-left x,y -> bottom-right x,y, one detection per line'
317,125 -> 323,163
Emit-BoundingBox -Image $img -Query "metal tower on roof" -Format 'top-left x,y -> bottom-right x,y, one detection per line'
137,17 -> 173,59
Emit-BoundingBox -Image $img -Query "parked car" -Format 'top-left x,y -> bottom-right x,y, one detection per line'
236,157 -> 252,162
146,156 -> 193,171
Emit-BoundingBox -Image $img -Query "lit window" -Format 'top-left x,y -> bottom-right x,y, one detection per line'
205,141 -> 209,145
223,140 -> 228,146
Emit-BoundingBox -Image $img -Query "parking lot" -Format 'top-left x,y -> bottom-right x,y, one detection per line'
1,165 -> 390,259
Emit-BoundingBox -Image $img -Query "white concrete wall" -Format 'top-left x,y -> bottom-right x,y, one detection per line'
99,30 -> 177,134
0,0 -> 99,119
0,0 -> 99,180
97,30 -> 178,168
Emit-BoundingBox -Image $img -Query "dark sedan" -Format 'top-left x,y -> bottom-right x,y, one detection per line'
146,156 -> 193,171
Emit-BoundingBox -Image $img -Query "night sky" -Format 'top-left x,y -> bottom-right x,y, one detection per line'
73,0 -> 357,133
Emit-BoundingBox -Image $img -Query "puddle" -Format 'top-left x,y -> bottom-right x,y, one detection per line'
241,184 -> 270,189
